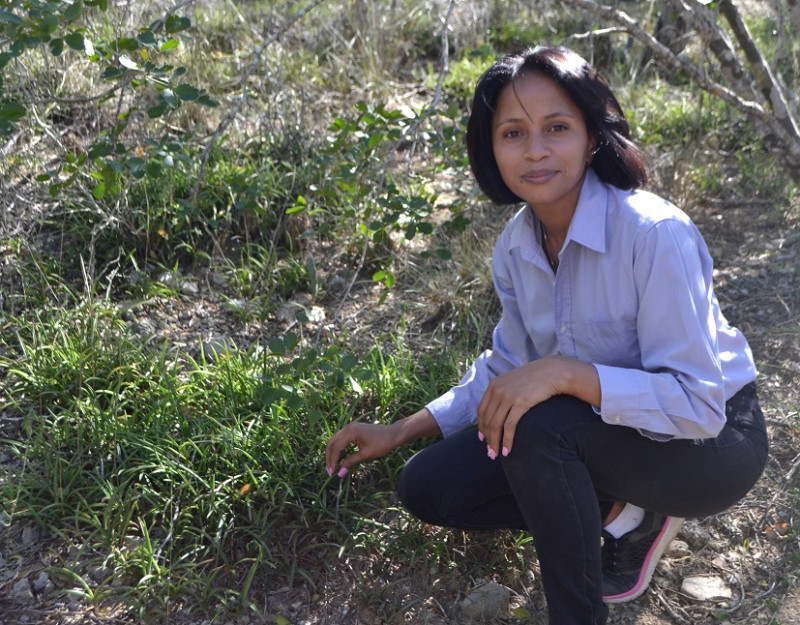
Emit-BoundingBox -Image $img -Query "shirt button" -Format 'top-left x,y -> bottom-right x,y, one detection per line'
560,324 -> 568,333
614,416 -> 622,423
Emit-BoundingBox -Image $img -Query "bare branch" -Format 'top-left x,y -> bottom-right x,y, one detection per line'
562,0 -> 800,178
718,0 -> 800,138
562,0 -> 767,120
670,0 -> 756,100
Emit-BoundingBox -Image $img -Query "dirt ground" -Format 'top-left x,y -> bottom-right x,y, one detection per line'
1,191 -> 799,625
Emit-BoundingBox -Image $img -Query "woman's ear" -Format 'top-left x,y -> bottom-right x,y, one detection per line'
587,136 -> 600,165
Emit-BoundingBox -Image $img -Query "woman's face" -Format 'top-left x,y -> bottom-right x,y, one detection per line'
492,72 -> 595,218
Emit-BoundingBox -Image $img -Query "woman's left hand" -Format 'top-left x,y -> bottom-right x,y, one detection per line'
477,356 -> 601,458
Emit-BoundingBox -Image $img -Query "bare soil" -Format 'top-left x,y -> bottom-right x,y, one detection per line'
1,190 -> 799,625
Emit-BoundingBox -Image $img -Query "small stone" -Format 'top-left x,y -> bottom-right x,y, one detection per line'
180,280 -> 199,296
132,317 -> 158,337
87,565 -> 111,583
680,575 -> 733,601
666,539 -> 692,558
12,578 -> 33,601
458,581 -> 512,620
276,303 -> 299,322
306,306 -> 325,323
21,525 -> 40,547
32,572 -> 53,593
156,272 -> 177,287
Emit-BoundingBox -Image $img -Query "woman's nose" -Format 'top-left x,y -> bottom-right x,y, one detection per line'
524,132 -> 549,159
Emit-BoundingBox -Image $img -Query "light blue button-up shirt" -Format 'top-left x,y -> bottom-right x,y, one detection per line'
426,169 -> 757,440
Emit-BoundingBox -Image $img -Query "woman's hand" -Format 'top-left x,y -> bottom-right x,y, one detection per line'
477,356 -> 601,458
325,422 -> 400,478
325,408 -> 441,478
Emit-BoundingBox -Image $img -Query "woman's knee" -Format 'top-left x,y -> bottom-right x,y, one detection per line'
396,449 -> 447,525
513,394 -> 595,443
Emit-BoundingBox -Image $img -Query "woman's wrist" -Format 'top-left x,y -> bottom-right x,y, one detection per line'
391,408 -> 441,447
551,356 -> 602,407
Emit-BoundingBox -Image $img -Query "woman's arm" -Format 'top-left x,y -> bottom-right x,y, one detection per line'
477,355 -> 601,458
325,408 -> 442,477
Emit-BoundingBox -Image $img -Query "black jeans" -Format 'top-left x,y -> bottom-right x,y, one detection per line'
397,383 -> 768,625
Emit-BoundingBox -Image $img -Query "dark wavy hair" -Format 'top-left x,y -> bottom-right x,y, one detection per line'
466,46 -> 648,204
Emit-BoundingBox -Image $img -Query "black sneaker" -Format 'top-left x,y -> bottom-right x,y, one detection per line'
602,511 -> 684,603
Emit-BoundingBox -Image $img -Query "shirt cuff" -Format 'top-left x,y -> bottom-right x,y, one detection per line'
425,391 -> 476,438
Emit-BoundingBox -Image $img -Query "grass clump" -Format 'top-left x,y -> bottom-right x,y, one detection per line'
0,292 -> 460,619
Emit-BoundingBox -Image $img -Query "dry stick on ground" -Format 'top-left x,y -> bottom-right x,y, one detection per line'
319,0 -> 458,342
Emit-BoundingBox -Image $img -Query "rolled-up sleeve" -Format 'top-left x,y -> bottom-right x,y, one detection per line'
595,219 -> 726,439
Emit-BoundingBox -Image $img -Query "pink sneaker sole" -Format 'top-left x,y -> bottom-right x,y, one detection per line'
603,516 -> 684,604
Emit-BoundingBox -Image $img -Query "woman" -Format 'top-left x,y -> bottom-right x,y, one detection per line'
325,46 -> 768,624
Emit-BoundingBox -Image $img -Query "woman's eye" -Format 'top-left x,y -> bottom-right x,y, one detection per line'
550,123 -> 568,132
503,129 -> 521,138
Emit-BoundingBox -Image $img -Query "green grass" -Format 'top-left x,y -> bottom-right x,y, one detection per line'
3,1 -> 799,623
0,293 -> 464,620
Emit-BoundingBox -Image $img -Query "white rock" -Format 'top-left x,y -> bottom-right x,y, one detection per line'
306,306 -> 325,323
458,581 -> 512,619
179,280 -> 199,296
680,575 -> 733,601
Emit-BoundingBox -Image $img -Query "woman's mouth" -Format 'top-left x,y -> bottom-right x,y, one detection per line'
522,170 -> 558,184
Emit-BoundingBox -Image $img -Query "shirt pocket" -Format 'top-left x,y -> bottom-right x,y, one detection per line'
580,318 -> 640,367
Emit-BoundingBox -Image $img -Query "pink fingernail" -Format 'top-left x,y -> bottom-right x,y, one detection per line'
478,431 -> 485,442
502,446 -> 509,457
337,466 -> 349,478
487,447 -> 497,460
326,466 -> 333,477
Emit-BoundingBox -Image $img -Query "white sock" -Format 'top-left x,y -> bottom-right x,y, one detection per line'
604,503 -> 646,538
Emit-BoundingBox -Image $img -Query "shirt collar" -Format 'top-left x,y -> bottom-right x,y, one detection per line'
568,168 -> 608,254
507,167 -> 608,255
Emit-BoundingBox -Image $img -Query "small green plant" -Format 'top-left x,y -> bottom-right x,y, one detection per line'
0,285 -> 462,617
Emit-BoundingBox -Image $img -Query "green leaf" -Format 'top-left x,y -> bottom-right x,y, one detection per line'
101,66 -> 123,80
196,94 -> 219,107
0,10 -> 25,26
39,14 -> 59,36
93,182 -> 106,200
137,30 -> 156,45
269,338 -> 286,355
147,102 -> 167,118
0,102 -> 26,121
160,39 -> 179,52
512,606 -> 531,619
174,84 -> 198,101
116,37 -> 138,51
63,2 -> 83,21
165,15 -> 191,34
49,38 -> 64,56
162,89 -> 179,108
146,162 -> 162,177
64,33 -> 84,50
